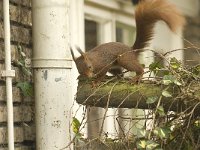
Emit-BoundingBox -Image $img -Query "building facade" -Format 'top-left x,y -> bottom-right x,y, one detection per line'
0,0 -> 199,149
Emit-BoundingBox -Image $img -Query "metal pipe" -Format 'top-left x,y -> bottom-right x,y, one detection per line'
3,0 -> 15,149
32,0 -> 73,149
69,0 -> 86,136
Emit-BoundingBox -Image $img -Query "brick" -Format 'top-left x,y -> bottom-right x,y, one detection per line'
22,105 -> 33,122
0,146 -> 33,150
24,124 -> 35,141
16,146 -> 35,150
13,87 -> 22,102
0,145 -> 35,150
11,26 -> 31,44
0,22 -> 3,38
0,86 -> 6,101
0,86 -> 22,102
9,0 -> 32,7
0,23 -> 31,44
0,105 -> 33,122
0,1 -> 31,12
13,45 -> 32,60
0,126 -> 24,144
9,4 -> 32,26
14,67 -> 33,82
0,43 -> 19,61
0,43 -> 32,67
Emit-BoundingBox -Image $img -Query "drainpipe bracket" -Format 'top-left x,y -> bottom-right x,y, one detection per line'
0,70 -> 15,78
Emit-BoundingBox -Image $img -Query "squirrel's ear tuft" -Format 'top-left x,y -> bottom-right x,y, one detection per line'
75,45 -> 85,56
70,46 -> 77,61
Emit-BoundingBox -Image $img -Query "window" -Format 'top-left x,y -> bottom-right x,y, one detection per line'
85,20 -> 99,50
71,0 -> 185,139
84,0 -> 142,138
116,22 -> 135,45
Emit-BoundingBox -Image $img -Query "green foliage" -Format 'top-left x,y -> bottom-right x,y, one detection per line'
137,140 -> 159,150
156,106 -> 165,116
71,56 -> 200,149
16,44 -> 32,77
146,96 -> 158,104
149,61 -> 163,72
16,82 -> 33,97
72,117 -> 83,138
72,117 -> 81,134
161,90 -> 172,98
134,57 -> 200,150
136,128 -> 148,138
15,44 -> 33,97
162,75 -> 182,86
153,126 -> 171,139
170,57 -> 181,70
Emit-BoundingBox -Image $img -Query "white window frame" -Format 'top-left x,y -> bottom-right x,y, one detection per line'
85,0 -> 136,43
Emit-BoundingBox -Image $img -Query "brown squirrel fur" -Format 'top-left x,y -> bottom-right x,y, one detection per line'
71,0 -> 185,82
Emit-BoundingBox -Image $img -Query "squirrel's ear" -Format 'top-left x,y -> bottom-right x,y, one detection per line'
75,45 -> 85,56
70,47 -> 77,61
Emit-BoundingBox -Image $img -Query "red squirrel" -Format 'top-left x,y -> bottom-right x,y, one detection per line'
71,0 -> 185,82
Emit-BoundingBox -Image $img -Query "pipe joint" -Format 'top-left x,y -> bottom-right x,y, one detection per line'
32,58 -> 72,69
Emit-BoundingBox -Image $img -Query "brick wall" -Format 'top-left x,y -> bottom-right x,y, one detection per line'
0,0 -> 35,149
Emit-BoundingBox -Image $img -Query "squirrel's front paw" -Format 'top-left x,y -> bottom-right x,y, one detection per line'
129,75 -> 143,84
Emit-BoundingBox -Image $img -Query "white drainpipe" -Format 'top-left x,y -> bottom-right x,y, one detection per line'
2,0 -> 15,150
32,0 -> 73,149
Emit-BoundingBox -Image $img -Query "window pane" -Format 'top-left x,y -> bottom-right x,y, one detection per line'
84,19 -> 101,139
85,20 -> 99,50
116,22 -> 135,45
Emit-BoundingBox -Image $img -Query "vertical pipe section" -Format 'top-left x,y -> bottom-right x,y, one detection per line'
32,0 -> 72,149
3,0 -> 15,150
69,0 -> 86,136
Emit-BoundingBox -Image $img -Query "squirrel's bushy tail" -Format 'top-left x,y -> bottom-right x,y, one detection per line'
133,0 -> 185,50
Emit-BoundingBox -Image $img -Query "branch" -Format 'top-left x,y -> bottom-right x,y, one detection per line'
76,78 -> 200,113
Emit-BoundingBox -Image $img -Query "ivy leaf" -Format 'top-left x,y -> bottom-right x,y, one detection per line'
162,90 -> 172,97
137,140 -> 146,149
16,82 -> 33,97
72,117 -> 81,134
137,140 -> 159,150
194,120 -> 200,127
170,57 -> 181,69
191,65 -> 200,76
136,128 -> 147,138
162,75 -> 175,85
174,79 -> 182,86
154,127 -> 171,139
149,61 -> 163,71
163,75 -> 182,86
146,96 -> 158,104
146,140 -> 159,150
157,106 -> 165,116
